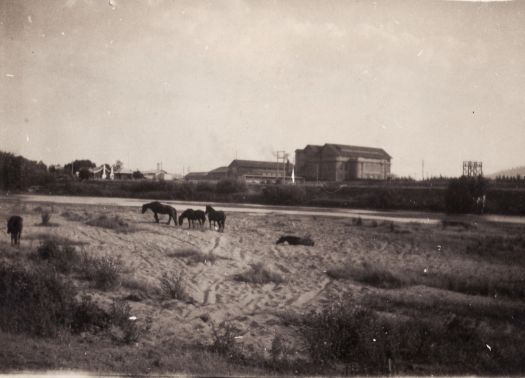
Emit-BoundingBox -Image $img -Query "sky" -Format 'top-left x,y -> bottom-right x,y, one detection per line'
1,0 -> 524,178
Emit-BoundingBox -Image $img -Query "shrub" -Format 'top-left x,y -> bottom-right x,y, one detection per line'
0,263 -> 75,337
234,263 -> 285,284
86,214 -> 135,233
216,178 -> 247,194
70,294 -> 110,334
36,239 -> 80,274
326,262 -> 406,289
168,248 -> 218,265
445,176 -> 488,214
261,185 -> 307,205
109,299 -> 152,344
297,302 -> 398,371
210,321 -> 241,358
81,252 -> 123,290
40,212 -> 51,225
159,271 -> 189,301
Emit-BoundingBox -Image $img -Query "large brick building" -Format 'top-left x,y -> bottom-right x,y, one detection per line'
295,144 -> 391,181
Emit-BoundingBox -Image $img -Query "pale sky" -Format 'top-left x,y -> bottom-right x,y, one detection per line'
1,0 -> 524,178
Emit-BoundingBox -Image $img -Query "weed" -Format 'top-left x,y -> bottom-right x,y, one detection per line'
70,294 -> 110,334
159,271 -> 189,301
168,248 -> 218,265
109,299 -> 152,344
35,239 -> 80,274
86,214 -> 135,233
80,252 -> 123,290
234,263 -> 285,284
210,321 -> 241,359
0,263 -> 75,338
41,212 -> 51,225
61,210 -> 87,222
326,262 -> 406,289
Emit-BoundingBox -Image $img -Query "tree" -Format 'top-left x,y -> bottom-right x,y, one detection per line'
78,167 -> 92,181
132,170 -> 145,179
445,176 -> 488,214
63,160 -> 96,176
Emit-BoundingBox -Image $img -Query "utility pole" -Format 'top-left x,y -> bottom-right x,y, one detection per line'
421,160 -> 425,181
275,151 -> 289,181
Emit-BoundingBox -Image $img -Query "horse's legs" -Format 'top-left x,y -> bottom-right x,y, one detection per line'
167,214 -> 171,225
154,212 -> 159,223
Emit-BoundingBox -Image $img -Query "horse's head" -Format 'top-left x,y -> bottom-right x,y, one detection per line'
141,204 -> 148,214
205,205 -> 212,214
178,215 -> 184,226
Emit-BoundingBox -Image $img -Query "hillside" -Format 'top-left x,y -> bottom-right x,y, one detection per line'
488,166 -> 525,178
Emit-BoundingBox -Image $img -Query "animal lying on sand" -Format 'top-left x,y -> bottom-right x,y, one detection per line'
276,235 -> 314,246
7,215 -> 23,246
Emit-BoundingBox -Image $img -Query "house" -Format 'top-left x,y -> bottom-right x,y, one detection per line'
227,159 -> 293,183
295,143 -> 391,181
184,172 -> 209,181
207,166 -> 229,181
143,169 -> 168,181
114,168 -> 134,180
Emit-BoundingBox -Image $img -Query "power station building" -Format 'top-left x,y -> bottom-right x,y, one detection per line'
295,144 -> 391,181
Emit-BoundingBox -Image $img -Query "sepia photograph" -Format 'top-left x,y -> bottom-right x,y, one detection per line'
1,0 -> 525,376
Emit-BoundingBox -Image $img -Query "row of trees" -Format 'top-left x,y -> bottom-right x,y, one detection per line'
0,151 -> 54,191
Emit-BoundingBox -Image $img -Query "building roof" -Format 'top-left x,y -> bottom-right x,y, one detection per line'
229,159 -> 289,170
143,169 -> 168,175
208,166 -> 229,174
185,172 -> 208,179
326,144 -> 391,160
300,143 -> 391,160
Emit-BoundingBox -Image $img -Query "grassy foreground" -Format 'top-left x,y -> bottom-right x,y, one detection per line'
1,198 -> 524,375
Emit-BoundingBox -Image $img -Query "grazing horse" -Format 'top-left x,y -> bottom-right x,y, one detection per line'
141,201 -> 177,225
7,216 -> 23,246
205,205 -> 226,232
178,209 -> 206,228
276,235 -> 314,246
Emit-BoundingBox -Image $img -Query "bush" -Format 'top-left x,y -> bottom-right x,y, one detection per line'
297,303 -> 397,371
326,262 -> 406,289
261,185 -> 307,205
211,321 -> 241,359
86,214 -> 135,233
234,263 -> 285,284
445,176 -> 488,214
159,271 -> 189,301
41,212 -> 51,225
81,252 -> 123,290
216,178 -> 247,194
109,299 -> 152,344
168,248 -> 218,265
36,239 -> 80,274
0,263 -> 75,337
70,294 -> 110,334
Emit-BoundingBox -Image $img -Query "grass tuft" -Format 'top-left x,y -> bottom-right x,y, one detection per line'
86,214 -> 136,233
234,263 -> 285,285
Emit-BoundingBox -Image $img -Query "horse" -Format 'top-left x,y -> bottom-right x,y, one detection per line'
205,205 -> 226,232
276,235 -> 314,246
7,216 -> 23,246
141,201 -> 177,225
178,209 -> 206,228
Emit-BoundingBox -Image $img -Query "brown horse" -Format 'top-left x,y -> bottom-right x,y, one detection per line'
141,201 -> 177,225
7,216 -> 23,246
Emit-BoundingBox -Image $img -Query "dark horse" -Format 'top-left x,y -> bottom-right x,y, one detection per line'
141,201 -> 177,225
276,235 -> 314,246
178,209 -> 206,228
7,215 -> 23,246
205,205 -> 225,232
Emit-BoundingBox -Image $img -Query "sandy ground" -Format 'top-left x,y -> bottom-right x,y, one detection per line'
1,198 -> 525,373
